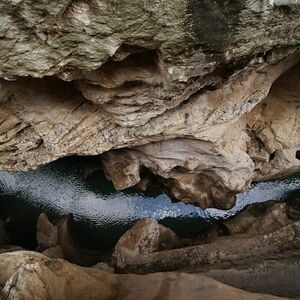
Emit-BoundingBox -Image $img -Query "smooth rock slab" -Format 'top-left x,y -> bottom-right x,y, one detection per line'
0,251 -> 288,300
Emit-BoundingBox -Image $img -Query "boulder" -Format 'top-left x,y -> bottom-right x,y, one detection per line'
113,219 -> 179,268
0,251 -> 116,300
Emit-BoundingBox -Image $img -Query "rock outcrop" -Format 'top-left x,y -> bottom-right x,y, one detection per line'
0,1 -> 299,208
221,201 -> 292,236
115,220 -> 300,274
0,251 -> 288,300
36,213 -> 58,251
36,213 -> 104,266
113,218 -> 179,269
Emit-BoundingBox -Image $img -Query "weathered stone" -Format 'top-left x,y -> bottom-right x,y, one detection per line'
92,262 -> 115,274
35,214 -> 104,266
0,1 -> 299,208
0,251 -> 116,300
223,202 -> 292,235
42,246 -> 64,259
191,252 -> 300,298
0,251 -> 287,300
113,218 -> 179,269
36,213 -> 58,251
51,215 -> 104,266
116,221 -> 300,274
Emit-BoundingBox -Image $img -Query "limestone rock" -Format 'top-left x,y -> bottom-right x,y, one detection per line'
100,60 -> 300,208
0,1 -> 299,208
0,251 -> 287,300
116,221 -> 300,274
223,202 -> 292,235
36,213 -> 58,251
113,219 -> 179,269
0,251 -> 116,300
36,214 -> 104,266
42,246 -> 64,259
92,262 -> 115,274
195,254 -> 300,298
54,215 -> 104,266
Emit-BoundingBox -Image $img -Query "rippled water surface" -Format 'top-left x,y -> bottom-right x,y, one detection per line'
0,156 -> 299,249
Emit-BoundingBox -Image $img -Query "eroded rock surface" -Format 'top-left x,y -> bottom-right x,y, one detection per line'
116,221 -> 300,274
222,201 -> 292,236
0,251 -> 287,300
36,213 -> 104,266
101,61 -> 300,208
36,213 -> 58,251
113,218 -> 179,269
0,1 -> 299,208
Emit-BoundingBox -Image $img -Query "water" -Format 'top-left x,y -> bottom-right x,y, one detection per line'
0,156 -> 299,250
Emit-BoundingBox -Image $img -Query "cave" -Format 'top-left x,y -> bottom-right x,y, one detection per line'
1,1 -> 300,299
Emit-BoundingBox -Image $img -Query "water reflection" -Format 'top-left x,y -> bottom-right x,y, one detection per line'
0,156 -> 299,249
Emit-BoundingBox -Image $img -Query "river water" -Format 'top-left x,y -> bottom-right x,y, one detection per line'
0,156 -> 299,250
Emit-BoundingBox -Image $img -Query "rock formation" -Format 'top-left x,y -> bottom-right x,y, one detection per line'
36,213 -> 58,251
1,203 -> 300,298
36,213 -> 106,266
115,220 -> 300,274
0,1 -> 299,209
0,251 -> 288,300
113,218 -> 179,269
219,201 -> 292,236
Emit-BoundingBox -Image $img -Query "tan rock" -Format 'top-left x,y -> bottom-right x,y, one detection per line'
36,214 -> 103,266
116,221 -> 300,274
92,262 -> 115,274
100,60 -> 300,208
0,251 -> 116,300
0,251 -> 287,300
223,202 -> 292,235
36,213 -> 58,251
0,1 -> 299,209
42,246 -> 64,259
113,219 -> 179,269
54,215 -> 103,266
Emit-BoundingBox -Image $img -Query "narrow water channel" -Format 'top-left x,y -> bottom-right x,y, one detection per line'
0,156 -> 299,250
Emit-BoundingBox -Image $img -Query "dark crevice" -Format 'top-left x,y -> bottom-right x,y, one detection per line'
296,150 -> 300,160
269,151 -> 276,162
84,49 -> 163,88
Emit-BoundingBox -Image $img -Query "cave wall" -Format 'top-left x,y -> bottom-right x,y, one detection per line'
0,0 -> 299,208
